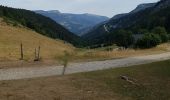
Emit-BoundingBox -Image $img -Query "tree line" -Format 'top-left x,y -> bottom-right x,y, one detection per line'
108,26 -> 169,49
86,26 -> 169,49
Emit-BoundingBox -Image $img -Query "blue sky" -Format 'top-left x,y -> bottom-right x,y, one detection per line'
0,0 -> 159,17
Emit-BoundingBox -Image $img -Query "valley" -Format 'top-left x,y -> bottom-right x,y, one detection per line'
34,10 -> 109,36
0,16 -> 170,68
0,0 -> 170,100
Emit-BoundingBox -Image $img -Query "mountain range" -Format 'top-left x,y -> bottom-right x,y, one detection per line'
34,10 -> 109,36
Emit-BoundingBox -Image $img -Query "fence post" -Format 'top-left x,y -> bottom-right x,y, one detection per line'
34,48 -> 37,60
20,43 -> 23,60
38,46 -> 40,60
34,46 -> 41,61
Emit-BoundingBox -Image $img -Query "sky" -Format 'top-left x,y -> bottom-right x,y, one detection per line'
0,0 -> 159,17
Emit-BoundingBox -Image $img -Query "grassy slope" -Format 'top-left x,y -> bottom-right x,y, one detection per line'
0,6 -> 82,47
0,18 -> 74,61
0,60 -> 170,100
1,17 -> 170,65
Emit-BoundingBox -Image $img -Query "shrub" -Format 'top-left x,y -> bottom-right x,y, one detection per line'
152,26 -> 169,43
114,30 -> 134,48
136,33 -> 161,48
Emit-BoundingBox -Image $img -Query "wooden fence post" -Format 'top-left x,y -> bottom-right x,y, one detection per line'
20,43 -> 23,60
34,46 -> 41,61
34,48 -> 37,60
38,46 -> 40,60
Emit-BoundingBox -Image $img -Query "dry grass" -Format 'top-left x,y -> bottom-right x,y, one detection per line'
1,17 -> 170,67
0,18 -> 75,61
73,43 -> 170,62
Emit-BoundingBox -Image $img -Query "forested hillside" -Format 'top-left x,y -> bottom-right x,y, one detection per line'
0,6 -> 83,47
83,0 -> 170,48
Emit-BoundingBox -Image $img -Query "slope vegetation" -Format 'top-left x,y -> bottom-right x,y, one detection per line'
0,6 -> 82,47
83,0 -> 170,46
0,18 -> 74,61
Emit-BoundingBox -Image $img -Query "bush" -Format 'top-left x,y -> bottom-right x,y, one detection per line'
152,26 -> 169,43
168,34 -> 170,40
136,33 -> 161,48
114,30 -> 134,48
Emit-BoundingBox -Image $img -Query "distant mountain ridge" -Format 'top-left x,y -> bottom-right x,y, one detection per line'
111,2 -> 156,20
131,3 -> 156,13
34,10 -> 109,36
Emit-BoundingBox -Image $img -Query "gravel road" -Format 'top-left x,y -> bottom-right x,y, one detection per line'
0,52 -> 170,81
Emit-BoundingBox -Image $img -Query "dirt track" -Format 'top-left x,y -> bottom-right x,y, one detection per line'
0,52 -> 170,81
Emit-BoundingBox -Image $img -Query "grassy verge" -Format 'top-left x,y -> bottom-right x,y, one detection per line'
73,43 -> 170,62
0,60 -> 170,100
72,60 -> 170,100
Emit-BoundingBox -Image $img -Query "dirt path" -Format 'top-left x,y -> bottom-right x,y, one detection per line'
0,52 -> 170,81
